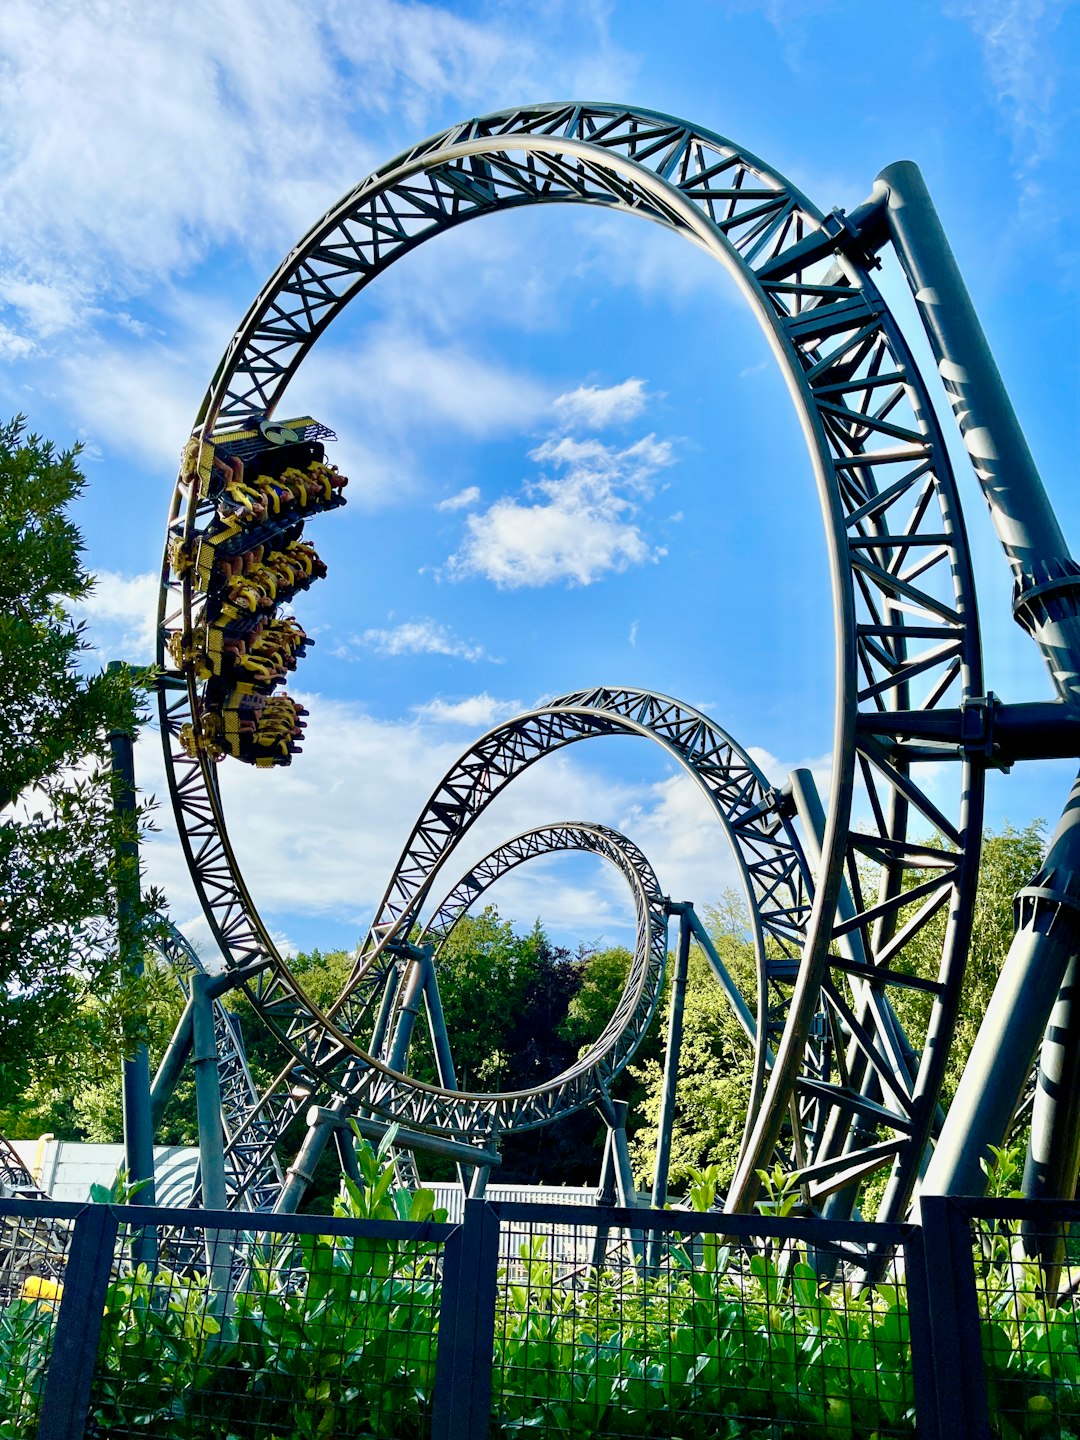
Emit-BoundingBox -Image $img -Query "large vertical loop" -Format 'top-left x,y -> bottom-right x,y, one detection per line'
158,105 -> 983,1219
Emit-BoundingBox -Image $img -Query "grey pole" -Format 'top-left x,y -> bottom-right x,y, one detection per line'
191,973 -> 228,1213
108,663 -> 155,1207
684,908 -> 757,1046
854,162 -> 1080,1206
651,905 -> 692,1213
857,161 -> 1080,711
422,954 -> 459,1089
421,952 -> 474,1189
590,1125 -> 618,1269
149,1001 -> 194,1128
387,952 -> 428,1074
1023,949 -> 1080,1286
275,1107 -> 337,1213
922,773 -> 1080,1199
190,971 -> 234,1293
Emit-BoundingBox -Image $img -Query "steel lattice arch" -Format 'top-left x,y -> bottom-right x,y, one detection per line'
158,103 -> 989,1222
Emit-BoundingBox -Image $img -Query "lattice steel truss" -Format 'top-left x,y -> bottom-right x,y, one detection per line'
159,103 -> 984,1221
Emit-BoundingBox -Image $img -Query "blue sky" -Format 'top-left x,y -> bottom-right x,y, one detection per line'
3,0 -> 1078,960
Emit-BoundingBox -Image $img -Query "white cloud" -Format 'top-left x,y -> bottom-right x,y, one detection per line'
412,693 -> 522,728
0,325 -> 35,361
56,339 -> 206,470
74,570 -> 159,664
348,618 -> 491,662
134,690 -> 835,968
286,329 -> 551,511
553,378 -> 649,431
448,433 -> 674,588
947,0 -> 1069,168
628,621 -> 639,648
0,0 -> 636,342
436,486 -> 481,512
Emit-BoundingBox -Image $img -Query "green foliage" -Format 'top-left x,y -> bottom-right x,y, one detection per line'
0,415 -> 138,809
0,415 -> 158,1112
5,1144 -> 1080,1438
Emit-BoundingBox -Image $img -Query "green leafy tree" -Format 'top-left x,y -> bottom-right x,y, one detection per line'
0,416 -> 154,1113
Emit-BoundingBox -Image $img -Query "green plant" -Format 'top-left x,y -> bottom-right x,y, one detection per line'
9,1139 -> 1080,1438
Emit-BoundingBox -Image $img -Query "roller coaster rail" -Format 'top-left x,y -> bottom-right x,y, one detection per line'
153,102 -> 1080,1223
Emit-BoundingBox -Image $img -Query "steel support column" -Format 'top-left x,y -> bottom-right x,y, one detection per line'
651,905 -> 692,1213
191,971 -> 233,1289
108,663 -> 155,1210
858,161 -> 1080,713
923,774 -> 1080,1198
149,1000 -> 193,1128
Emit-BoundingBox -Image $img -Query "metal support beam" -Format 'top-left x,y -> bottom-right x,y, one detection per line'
309,1106 -> 502,1170
275,1105 -> 338,1213
856,161 -> 1080,712
1022,951 -> 1080,1287
191,971 -> 233,1291
191,973 -> 228,1213
856,700 -> 1080,764
651,905 -> 692,1213
149,1000 -> 193,1128
108,663 -> 155,1209
596,1092 -> 644,1268
386,950 -> 429,1074
923,772 -> 1080,1199
683,906 -> 757,1046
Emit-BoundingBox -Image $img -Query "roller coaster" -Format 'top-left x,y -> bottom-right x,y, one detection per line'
134,103 -> 1080,1225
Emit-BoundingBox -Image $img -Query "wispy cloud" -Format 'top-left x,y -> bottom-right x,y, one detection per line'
553,378 -> 649,430
412,693 -> 522,727
436,486 -> 481,512
73,570 -> 159,664
346,618 -> 491,662
448,433 -> 674,589
947,0 -> 1070,172
0,0 -> 636,352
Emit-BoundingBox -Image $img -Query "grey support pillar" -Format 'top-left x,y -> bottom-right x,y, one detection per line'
589,1127 -> 616,1270
387,950 -> 428,1074
597,1093 -> 644,1269
108,664 -> 155,1209
651,905 -> 692,1213
856,162 -> 1080,1208
191,973 -> 228,1213
1025,953 -> 1080,1203
191,971 -> 233,1291
859,161 -> 1080,712
275,1104 -> 338,1213
923,774 -> 1080,1199
150,1000 -> 194,1128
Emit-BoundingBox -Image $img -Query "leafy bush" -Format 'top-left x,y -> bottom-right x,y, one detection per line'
5,1144 -> 1080,1437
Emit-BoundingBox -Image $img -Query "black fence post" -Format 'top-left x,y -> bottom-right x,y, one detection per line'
919,1196 -> 992,1440
901,1223 -> 940,1440
37,1204 -> 119,1440
431,1198 -> 500,1440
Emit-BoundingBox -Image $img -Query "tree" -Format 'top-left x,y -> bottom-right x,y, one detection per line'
0,416 -> 152,1112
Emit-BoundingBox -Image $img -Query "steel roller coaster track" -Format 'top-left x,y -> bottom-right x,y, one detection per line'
158,103 -> 985,1222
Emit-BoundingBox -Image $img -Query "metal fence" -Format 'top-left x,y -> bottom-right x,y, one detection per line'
8,1192 -> 1080,1439
917,1194 -> 1080,1440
